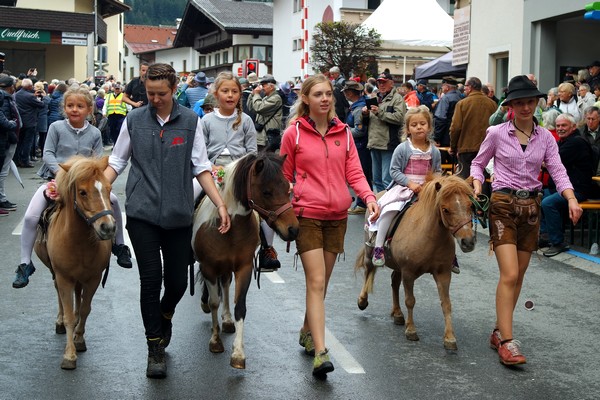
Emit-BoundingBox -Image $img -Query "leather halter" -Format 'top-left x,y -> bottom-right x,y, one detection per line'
73,190 -> 114,226
246,161 -> 292,225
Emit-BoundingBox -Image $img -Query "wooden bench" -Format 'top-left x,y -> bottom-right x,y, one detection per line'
570,200 -> 600,247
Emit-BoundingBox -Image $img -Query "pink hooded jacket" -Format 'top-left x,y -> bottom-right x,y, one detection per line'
280,117 -> 376,220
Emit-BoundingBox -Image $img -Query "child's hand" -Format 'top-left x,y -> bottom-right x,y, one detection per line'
408,182 -> 421,193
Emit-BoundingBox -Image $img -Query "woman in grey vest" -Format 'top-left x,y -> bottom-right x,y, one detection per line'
104,63 -> 230,379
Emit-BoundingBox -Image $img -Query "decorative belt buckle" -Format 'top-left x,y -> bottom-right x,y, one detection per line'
515,189 -> 529,199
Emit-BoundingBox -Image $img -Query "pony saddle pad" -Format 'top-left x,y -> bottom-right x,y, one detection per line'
37,201 -> 59,242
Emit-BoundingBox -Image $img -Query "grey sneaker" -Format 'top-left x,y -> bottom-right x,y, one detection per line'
13,262 -> 35,288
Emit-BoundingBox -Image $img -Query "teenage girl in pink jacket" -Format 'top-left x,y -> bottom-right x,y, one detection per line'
280,74 -> 380,378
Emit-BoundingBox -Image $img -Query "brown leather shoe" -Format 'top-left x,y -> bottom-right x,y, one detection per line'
489,328 -> 502,350
498,340 -> 526,365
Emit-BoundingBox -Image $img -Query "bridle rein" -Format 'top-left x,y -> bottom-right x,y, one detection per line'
245,161 -> 292,225
73,188 -> 114,226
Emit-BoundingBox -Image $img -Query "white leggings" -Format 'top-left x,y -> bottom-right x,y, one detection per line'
374,211 -> 397,248
20,184 -> 125,265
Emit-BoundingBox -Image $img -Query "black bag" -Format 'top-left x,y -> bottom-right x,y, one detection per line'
266,128 -> 281,151
254,122 -> 264,132
8,131 -> 17,144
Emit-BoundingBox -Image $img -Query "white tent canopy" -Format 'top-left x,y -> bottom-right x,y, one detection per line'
362,0 -> 454,49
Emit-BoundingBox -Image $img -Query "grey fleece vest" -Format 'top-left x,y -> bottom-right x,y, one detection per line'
125,103 -> 198,229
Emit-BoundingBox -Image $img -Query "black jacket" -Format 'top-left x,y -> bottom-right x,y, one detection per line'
549,130 -> 594,198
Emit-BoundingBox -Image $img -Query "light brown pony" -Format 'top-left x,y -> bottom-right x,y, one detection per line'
34,156 -> 116,369
192,153 -> 299,369
355,175 -> 476,350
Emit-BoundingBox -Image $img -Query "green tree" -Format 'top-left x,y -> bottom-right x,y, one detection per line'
310,21 -> 382,79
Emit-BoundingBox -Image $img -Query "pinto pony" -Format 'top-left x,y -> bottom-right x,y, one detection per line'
34,156 -> 116,369
355,175 -> 476,350
192,153 -> 299,369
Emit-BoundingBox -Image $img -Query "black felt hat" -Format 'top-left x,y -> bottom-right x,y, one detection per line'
501,75 -> 545,106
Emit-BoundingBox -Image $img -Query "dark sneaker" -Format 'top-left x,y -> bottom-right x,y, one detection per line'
498,339 -> 526,365
538,237 -> 551,248
112,243 -> 132,268
0,201 -> 17,211
543,243 -> 569,257
0,209 -> 8,217
299,330 -> 315,356
490,328 -> 502,350
146,339 -> 167,378
13,262 -> 35,288
312,349 -> 334,377
451,256 -> 460,274
372,246 -> 385,267
259,245 -> 280,272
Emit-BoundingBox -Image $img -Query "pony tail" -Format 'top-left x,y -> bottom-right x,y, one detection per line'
232,98 -> 243,131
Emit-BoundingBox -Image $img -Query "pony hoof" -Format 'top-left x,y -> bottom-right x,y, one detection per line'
75,340 -> 87,352
61,358 -> 76,370
230,357 -> 246,369
406,331 -> 419,341
222,321 -> 235,334
393,315 -> 405,326
357,298 -> 368,311
55,324 -> 66,334
209,339 -> 225,353
201,302 -> 211,314
444,339 -> 458,351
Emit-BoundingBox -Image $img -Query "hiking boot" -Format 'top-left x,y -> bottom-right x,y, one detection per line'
146,339 -> 167,378
451,256 -> 460,274
348,205 -> 366,215
372,246 -> 385,267
160,314 -> 173,348
259,245 -> 280,272
312,349 -> 334,377
13,262 -> 35,288
299,330 -> 315,356
498,339 -> 526,365
112,243 -> 132,268
0,200 -> 17,211
489,328 -> 502,350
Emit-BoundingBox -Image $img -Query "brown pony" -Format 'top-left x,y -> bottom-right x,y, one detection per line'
34,156 -> 116,370
192,153 -> 299,369
355,175 -> 476,350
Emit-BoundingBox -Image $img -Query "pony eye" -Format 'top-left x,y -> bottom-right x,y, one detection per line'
262,190 -> 272,197
79,190 -> 87,197
442,208 -> 450,214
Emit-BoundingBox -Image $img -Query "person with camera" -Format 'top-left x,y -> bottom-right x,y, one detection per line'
15,78 -> 45,168
247,74 -> 282,152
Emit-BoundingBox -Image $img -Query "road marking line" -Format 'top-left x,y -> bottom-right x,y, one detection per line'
325,326 -> 365,374
263,271 -> 285,283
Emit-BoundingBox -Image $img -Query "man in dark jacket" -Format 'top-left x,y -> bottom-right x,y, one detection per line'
541,113 -> 595,257
0,73 -> 20,213
330,66 -> 348,122
343,80 -> 371,214
15,78 -> 44,167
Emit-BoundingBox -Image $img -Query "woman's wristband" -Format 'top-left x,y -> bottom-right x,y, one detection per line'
217,204 -> 227,209
566,197 -> 576,201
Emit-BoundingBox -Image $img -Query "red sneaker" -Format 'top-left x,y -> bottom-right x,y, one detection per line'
498,340 -> 527,365
489,328 -> 502,350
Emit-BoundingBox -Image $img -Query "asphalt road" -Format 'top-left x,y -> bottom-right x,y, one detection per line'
1,159 -> 599,400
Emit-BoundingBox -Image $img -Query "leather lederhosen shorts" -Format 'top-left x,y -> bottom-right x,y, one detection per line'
295,217 -> 348,255
488,191 -> 543,252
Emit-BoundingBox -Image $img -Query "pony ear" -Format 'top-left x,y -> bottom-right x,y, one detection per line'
254,159 -> 265,174
59,163 -> 71,172
465,176 -> 474,187
435,182 -> 442,192
280,153 -> 288,163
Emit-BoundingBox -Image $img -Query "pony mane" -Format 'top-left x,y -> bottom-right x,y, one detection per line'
412,175 -> 473,227
55,156 -> 105,208
194,152 -> 287,227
